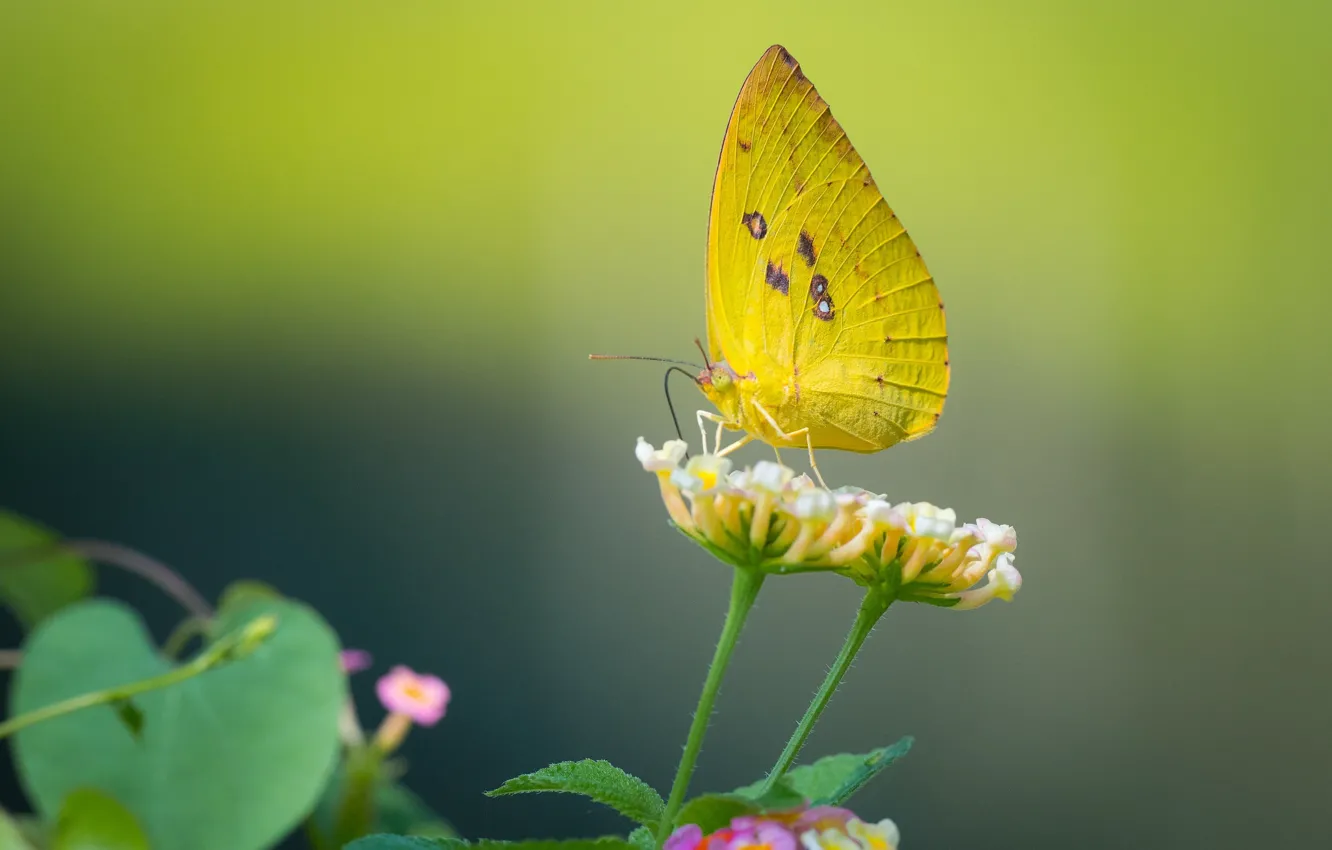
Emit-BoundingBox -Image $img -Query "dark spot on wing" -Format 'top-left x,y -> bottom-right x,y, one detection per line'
765,261 -> 790,295
738,139 -> 751,152
776,46 -> 805,81
742,211 -> 767,239
884,335 -> 893,343
796,231 -> 817,267
811,274 -> 834,320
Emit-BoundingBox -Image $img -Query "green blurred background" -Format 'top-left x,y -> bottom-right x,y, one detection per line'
2,1 -> 1329,846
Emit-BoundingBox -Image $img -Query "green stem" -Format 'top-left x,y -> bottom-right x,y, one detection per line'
0,614 -> 277,741
331,744 -> 384,846
758,588 -> 892,794
656,566 -> 765,842
161,616 -> 209,659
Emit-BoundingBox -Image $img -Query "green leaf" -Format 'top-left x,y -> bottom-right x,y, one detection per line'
0,511 -> 94,630
0,808 -> 36,850
310,751 -> 457,844
109,699 -> 144,740
51,788 -> 149,850
670,794 -> 758,832
376,782 -> 457,837
781,738 -> 914,806
730,777 -> 807,811
12,597 -> 345,850
346,840 -> 633,850
627,827 -> 654,850
345,838 -> 454,850
215,580 -> 284,619
487,760 -> 664,826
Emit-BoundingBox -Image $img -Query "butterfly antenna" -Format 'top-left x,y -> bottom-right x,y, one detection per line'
693,338 -> 712,371
589,354 -> 703,370
663,366 -> 698,459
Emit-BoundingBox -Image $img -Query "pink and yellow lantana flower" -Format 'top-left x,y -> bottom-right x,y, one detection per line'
666,807 -> 900,850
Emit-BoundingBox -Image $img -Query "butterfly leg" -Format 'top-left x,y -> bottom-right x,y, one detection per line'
697,410 -> 722,454
750,401 -> 827,488
715,433 -> 754,458
696,410 -> 734,455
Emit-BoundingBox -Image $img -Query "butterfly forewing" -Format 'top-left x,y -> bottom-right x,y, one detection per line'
706,45 -> 949,451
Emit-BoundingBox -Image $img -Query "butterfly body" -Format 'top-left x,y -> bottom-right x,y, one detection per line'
698,45 -> 949,463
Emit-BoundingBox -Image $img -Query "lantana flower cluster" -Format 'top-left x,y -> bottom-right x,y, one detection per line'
637,439 -> 1021,610
666,807 -> 899,850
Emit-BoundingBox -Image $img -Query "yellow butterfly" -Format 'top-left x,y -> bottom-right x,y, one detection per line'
696,44 -> 949,483
594,45 -> 948,483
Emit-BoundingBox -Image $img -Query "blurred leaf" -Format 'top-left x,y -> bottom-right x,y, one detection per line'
0,808 -> 36,850
344,838 -> 453,850
310,752 -> 457,843
768,738 -> 914,806
11,597 -> 345,850
729,777 -> 806,810
0,511 -> 93,630
51,788 -> 149,850
376,782 -> 457,837
487,760 -> 663,826
626,827 -> 654,850
670,794 -> 758,832
347,840 -> 632,850
108,699 -> 143,740
215,580 -> 284,620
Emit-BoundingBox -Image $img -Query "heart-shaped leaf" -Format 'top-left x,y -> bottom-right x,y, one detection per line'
0,512 -> 93,630
12,597 -> 344,850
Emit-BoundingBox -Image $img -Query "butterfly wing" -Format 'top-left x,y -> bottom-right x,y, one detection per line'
706,45 -> 948,451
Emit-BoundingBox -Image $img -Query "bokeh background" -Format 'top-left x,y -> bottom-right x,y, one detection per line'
2,1 -> 1329,847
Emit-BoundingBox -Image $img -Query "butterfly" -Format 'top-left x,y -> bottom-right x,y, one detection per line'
695,44 -> 949,483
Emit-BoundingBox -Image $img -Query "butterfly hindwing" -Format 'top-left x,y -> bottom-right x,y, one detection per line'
706,45 -> 949,451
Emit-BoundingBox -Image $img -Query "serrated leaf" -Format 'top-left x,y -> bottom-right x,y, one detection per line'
627,827 -> 654,850
670,794 -> 758,832
487,760 -> 664,826
0,512 -> 93,631
782,737 -> 914,806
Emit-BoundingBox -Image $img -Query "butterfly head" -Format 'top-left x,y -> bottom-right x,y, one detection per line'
697,361 -> 744,424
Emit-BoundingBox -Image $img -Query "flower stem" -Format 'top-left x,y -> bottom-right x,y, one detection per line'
0,614 -> 276,741
758,588 -> 892,794
656,566 -> 765,842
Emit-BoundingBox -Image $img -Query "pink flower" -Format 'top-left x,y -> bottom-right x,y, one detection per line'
376,665 -> 450,726
339,648 -> 373,674
665,824 -> 703,850
663,806 -> 898,850
792,806 -> 856,831
724,820 -> 797,850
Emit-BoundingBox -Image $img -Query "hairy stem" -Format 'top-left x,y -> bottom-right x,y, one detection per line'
656,566 -> 765,842
759,589 -> 892,793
